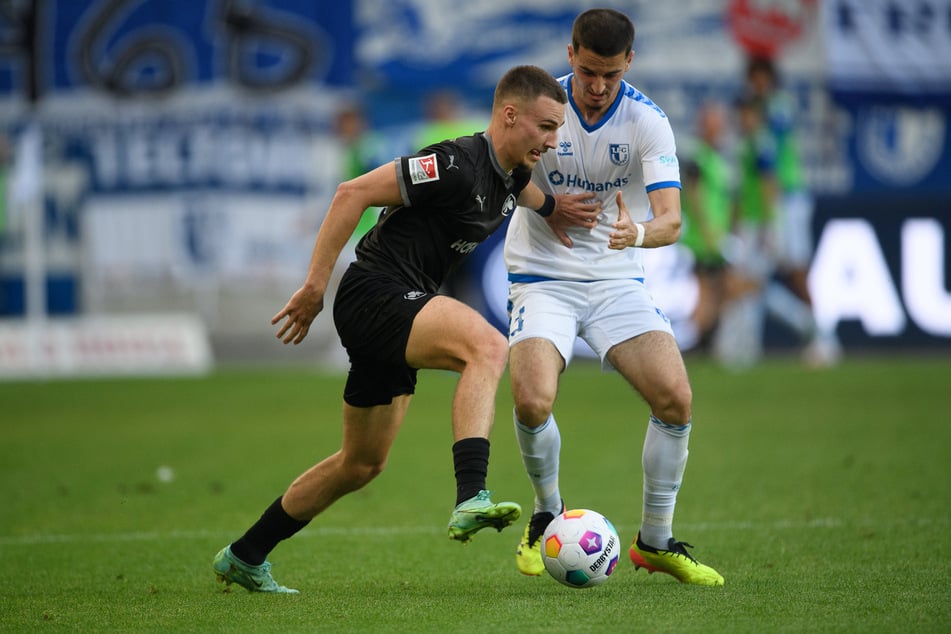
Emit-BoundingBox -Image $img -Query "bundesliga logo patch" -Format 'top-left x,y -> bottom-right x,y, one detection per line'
408,154 -> 440,184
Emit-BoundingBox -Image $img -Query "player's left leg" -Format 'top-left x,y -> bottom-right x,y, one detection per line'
608,332 -> 723,586
608,331 -> 691,546
405,295 -> 521,542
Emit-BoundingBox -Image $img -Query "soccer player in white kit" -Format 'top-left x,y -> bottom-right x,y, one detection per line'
506,8 -> 723,586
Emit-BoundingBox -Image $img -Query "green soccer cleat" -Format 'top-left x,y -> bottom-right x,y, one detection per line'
213,546 -> 299,594
448,490 -> 521,543
629,532 -> 724,586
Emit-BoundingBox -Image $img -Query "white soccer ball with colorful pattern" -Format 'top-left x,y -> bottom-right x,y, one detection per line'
542,509 -> 620,588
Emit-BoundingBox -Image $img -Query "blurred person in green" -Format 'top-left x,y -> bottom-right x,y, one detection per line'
413,90 -> 488,299
679,101 -> 737,351
333,103 -> 388,244
414,89 -> 487,149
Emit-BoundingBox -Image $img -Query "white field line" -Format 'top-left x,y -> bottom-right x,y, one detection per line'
0,517 -> 946,546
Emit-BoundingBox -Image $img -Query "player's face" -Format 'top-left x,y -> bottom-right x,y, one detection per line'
511,96 -> 565,169
568,45 -> 632,115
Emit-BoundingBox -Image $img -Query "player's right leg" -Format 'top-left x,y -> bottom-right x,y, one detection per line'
509,338 -> 566,574
507,282 -> 579,574
213,398 -> 409,593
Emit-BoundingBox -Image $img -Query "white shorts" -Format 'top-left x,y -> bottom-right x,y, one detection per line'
507,278 -> 673,370
774,190 -> 814,269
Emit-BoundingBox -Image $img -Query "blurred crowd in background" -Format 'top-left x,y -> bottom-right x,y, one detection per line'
0,1 -> 948,377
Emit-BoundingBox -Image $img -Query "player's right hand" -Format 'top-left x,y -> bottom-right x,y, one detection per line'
272,285 -> 325,345
546,193 -> 601,247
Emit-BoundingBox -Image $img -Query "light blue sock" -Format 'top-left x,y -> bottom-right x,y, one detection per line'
640,415 -> 691,549
514,411 -> 562,515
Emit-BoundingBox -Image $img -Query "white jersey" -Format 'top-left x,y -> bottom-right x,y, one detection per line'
504,75 -> 680,282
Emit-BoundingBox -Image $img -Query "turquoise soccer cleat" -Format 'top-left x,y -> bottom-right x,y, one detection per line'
213,546 -> 299,594
448,490 -> 521,543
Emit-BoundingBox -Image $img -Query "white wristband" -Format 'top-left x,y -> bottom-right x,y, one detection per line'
634,222 -> 645,248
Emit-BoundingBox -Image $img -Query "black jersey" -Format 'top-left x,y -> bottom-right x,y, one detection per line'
352,132 -> 532,293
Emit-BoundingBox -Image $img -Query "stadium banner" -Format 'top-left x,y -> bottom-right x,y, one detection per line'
838,101 -> 950,194
822,0 -> 951,96
809,199 -> 951,347
0,313 -> 212,378
821,0 -> 951,194
0,0 -> 355,98
0,1 -> 354,329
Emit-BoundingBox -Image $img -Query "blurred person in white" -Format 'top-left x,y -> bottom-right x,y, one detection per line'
714,93 -> 784,368
505,8 -> 723,586
745,56 -> 840,367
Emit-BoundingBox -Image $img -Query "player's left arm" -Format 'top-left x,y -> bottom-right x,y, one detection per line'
608,187 -> 682,250
609,112 -> 683,250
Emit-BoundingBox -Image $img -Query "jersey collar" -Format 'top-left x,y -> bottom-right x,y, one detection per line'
566,75 -> 627,133
480,132 -> 515,188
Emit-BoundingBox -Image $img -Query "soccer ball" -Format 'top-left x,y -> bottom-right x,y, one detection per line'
542,509 -> 620,588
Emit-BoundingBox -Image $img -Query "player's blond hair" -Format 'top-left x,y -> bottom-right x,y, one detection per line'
492,65 -> 566,111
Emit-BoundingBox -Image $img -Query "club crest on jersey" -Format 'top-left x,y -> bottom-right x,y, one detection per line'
609,143 -> 630,166
501,193 -> 517,217
408,154 -> 439,184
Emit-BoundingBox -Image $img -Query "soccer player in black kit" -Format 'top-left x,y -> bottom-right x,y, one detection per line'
213,65 -> 590,593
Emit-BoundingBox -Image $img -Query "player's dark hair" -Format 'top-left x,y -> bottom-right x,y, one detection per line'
572,8 -> 635,58
494,65 -> 567,108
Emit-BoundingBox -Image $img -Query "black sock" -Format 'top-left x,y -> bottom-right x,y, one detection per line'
230,496 -> 310,566
452,437 -> 490,506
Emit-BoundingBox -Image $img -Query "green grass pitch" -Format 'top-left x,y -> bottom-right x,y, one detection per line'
1,356 -> 948,632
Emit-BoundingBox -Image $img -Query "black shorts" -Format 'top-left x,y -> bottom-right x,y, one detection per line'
332,264 -> 436,407
693,256 -> 727,274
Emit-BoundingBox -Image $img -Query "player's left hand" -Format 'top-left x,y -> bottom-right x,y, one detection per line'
608,191 -> 637,250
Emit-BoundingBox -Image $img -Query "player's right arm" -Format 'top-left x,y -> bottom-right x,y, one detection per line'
546,192 -> 602,247
518,181 -> 601,248
272,162 -> 403,345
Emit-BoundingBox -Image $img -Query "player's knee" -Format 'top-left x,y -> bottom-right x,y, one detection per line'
653,381 -> 692,425
473,328 -> 508,376
513,398 -> 554,427
344,457 -> 387,491
512,383 -> 555,426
